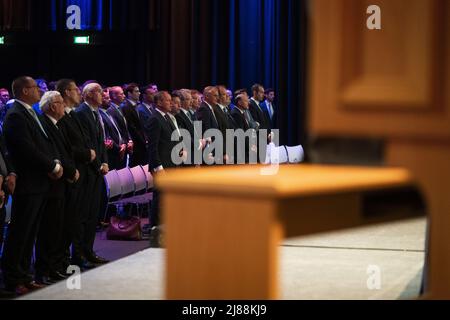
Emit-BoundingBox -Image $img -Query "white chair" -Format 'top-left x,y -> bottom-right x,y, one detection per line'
129,165 -> 147,195
116,167 -> 135,197
103,170 -> 123,221
142,164 -> 154,190
120,166 -> 154,218
286,145 -> 304,163
265,143 -> 288,164
104,170 -> 122,200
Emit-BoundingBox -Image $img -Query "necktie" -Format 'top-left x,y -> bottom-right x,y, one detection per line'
114,104 -> 127,126
268,103 -> 274,119
93,110 -> 105,139
244,110 -> 251,123
189,110 -> 196,121
171,115 -> 181,138
266,103 -> 272,119
28,108 -> 48,138
185,110 -> 193,124
242,111 -> 249,128
104,111 -> 123,144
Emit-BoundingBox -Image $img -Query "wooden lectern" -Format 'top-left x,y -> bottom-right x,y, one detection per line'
157,164 -> 421,299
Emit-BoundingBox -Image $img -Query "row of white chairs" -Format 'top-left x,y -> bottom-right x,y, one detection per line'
265,143 -> 304,164
103,165 -> 154,220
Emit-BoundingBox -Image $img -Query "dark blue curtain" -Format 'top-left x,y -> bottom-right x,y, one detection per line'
153,0 -> 307,145
1,0 -> 307,145
227,0 -> 307,145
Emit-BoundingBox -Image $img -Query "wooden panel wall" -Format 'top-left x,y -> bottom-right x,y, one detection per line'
309,0 -> 449,140
309,0 -> 450,298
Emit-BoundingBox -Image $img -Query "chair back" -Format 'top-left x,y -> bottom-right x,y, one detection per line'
141,164 -> 154,190
286,145 -> 304,163
116,167 -> 135,196
265,143 -> 288,164
130,165 -> 147,194
104,170 -> 122,199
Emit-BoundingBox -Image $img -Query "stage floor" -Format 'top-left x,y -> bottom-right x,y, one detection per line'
21,217 -> 426,300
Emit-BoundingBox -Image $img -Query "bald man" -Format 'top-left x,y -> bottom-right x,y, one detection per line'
74,83 -> 109,266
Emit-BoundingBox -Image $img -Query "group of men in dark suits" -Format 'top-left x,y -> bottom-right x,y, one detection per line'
0,76 -> 278,294
0,77 -> 110,296
143,85 -> 276,243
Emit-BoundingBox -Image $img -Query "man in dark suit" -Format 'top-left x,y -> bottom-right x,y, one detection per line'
175,89 -> 205,166
190,89 -> 201,119
216,85 -> 239,161
75,83 -> 110,266
121,83 -> 148,167
108,86 -> 132,169
249,84 -> 271,131
1,76 -> 64,295
35,91 -> 79,284
196,86 -> 224,164
260,88 -> 277,129
231,94 -> 258,164
234,89 -> 259,130
148,91 -> 181,171
137,85 -> 157,163
100,90 -> 126,171
56,79 -> 98,271
147,91 -> 182,246
249,84 -> 271,163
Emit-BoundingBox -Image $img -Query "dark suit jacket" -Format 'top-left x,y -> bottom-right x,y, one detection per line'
107,103 -> 130,142
225,105 -> 238,130
175,110 -> 197,166
249,99 -> 271,131
121,100 -> 148,165
195,102 -> 219,138
231,107 -> 252,163
212,105 -> 232,155
231,108 -> 250,132
40,114 -> 77,198
148,111 -> 179,170
137,103 -> 153,140
260,100 -> 277,129
75,103 -> 107,174
3,101 -> 57,195
57,111 -> 92,167
99,108 -> 123,170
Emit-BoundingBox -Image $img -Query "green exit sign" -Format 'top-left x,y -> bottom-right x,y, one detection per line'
0,36 -> 4,45
74,36 -> 90,44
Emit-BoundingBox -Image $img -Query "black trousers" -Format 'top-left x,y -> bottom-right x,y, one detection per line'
99,178 -> 108,222
149,188 -> 160,228
107,150 -> 120,170
35,196 -> 65,276
56,180 -> 82,270
1,193 -> 47,287
129,143 -> 148,167
73,170 -> 102,258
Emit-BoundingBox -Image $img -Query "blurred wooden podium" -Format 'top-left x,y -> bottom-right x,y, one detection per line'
157,165 -> 420,299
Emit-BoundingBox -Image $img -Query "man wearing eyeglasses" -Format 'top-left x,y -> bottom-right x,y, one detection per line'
1,76 -> 63,295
